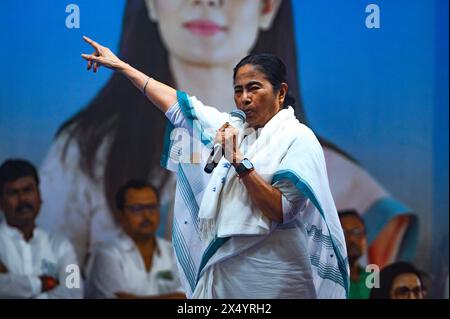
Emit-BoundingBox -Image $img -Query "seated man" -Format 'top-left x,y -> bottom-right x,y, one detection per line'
0,159 -> 83,298
339,210 -> 371,299
85,180 -> 185,299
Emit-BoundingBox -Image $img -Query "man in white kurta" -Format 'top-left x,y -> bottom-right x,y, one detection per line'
85,233 -> 184,298
0,159 -> 82,299
0,221 -> 82,299
85,180 -> 184,299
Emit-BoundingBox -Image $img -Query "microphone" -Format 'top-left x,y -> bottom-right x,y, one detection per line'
204,110 -> 246,174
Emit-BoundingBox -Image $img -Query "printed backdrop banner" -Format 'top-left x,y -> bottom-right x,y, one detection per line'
0,0 -> 448,297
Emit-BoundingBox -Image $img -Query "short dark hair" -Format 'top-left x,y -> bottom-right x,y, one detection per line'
338,209 -> 366,229
233,53 -> 296,108
115,179 -> 159,211
0,159 -> 39,195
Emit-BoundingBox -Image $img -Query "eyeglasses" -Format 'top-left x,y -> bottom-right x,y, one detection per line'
392,286 -> 424,299
125,204 -> 159,215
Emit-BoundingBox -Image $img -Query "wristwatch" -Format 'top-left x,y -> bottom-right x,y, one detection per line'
235,158 -> 254,177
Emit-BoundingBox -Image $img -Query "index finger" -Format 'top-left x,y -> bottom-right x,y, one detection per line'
83,35 -> 101,52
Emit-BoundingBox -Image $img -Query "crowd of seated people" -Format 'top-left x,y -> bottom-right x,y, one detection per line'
0,158 -> 430,299
0,159 -> 184,299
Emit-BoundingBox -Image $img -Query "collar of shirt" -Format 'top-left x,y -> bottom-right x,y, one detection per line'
0,220 -> 50,276
0,220 -> 42,243
116,231 -> 161,257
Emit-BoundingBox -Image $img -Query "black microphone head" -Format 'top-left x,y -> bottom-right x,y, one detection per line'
229,109 -> 246,124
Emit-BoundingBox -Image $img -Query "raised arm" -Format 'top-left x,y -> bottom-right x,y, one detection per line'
81,36 -> 177,113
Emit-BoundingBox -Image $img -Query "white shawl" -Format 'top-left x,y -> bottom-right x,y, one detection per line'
198,105 -> 301,240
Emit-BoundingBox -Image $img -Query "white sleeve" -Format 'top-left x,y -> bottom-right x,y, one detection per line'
163,97 -> 229,170
0,274 -> 41,298
165,95 -> 228,133
273,179 -> 309,224
165,102 -> 188,129
85,248 -> 126,299
43,237 -> 83,299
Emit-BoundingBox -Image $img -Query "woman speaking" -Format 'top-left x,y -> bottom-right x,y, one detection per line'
80,35 -> 349,299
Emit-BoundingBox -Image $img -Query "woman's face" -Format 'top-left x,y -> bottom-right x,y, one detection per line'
146,0 -> 281,66
233,64 -> 286,129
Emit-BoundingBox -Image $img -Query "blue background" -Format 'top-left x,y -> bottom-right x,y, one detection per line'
0,0 -> 448,296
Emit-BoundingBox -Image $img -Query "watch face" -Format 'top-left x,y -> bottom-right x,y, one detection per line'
242,159 -> 253,170
236,158 -> 254,175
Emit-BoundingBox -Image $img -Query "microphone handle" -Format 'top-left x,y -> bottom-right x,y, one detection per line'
204,144 -> 223,174
204,113 -> 245,174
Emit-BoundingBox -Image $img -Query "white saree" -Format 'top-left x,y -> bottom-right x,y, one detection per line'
161,91 -> 349,298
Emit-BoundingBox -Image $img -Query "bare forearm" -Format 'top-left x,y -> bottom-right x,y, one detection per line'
118,63 -> 177,113
240,170 -> 283,223
217,125 -> 283,222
